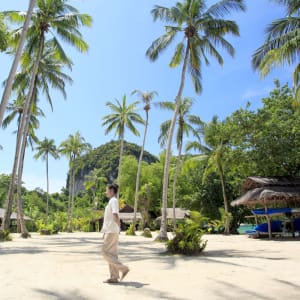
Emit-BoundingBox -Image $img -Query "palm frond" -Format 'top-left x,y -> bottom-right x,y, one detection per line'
169,41 -> 185,68
155,101 -> 175,111
146,27 -> 179,61
158,120 -> 172,148
205,0 -> 246,18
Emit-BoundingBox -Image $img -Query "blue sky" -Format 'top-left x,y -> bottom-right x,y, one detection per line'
0,0 -> 291,192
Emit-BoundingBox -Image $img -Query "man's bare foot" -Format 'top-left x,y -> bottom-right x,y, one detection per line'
120,268 -> 130,281
103,278 -> 119,284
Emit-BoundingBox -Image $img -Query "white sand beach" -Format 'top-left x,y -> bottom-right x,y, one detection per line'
0,232 -> 300,300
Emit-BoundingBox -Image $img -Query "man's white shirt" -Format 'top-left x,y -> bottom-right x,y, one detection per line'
101,196 -> 119,233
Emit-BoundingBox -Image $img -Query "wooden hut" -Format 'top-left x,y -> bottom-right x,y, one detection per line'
0,208 -> 31,222
231,177 -> 300,238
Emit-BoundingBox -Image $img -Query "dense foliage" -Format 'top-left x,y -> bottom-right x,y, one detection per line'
0,14 -> 8,52
1,81 -> 298,236
73,140 -> 158,190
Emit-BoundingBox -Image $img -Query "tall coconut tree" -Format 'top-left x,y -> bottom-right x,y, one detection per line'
131,90 -> 158,234
59,131 -> 91,232
34,138 -> 59,224
1,0 -> 90,233
102,95 -> 144,198
1,41 -> 72,234
158,98 -> 204,230
252,0 -> 300,102
146,0 -> 245,240
0,0 -> 36,125
1,93 -> 43,233
186,116 -> 231,234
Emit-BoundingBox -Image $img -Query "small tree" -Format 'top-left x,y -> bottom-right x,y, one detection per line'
34,138 -> 59,224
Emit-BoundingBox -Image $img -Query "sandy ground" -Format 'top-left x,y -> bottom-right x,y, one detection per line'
0,232 -> 300,300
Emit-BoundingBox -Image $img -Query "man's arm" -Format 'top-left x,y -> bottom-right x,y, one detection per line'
113,213 -> 120,227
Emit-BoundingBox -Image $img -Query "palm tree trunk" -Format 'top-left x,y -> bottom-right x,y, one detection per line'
67,163 -> 73,232
1,115 -> 23,231
0,0 -> 36,125
172,140 -> 183,232
46,152 -> 49,225
219,165 -> 230,234
117,132 -> 125,199
69,168 -> 76,232
132,110 -> 149,233
156,43 -> 190,242
15,33 -> 44,238
16,135 -> 30,238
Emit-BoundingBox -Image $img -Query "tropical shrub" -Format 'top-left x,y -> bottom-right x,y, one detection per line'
166,222 -> 207,255
0,230 -> 12,241
141,228 -> 152,238
126,224 -> 136,236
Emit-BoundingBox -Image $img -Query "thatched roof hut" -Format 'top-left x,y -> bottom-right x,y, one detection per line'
231,177 -> 300,207
231,177 -> 300,238
242,176 -> 300,191
0,208 -> 31,221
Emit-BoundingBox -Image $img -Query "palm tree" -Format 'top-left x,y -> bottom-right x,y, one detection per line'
252,0 -> 300,101
34,138 -> 59,224
59,131 -> 91,232
1,41 -> 72,233
131,90 -> 158,233
0,0 -> 36,125
146,0 -> 245,240
186,116 -> 231,234
1,95 -> 43,234
102,95 -> 144,198
158,98 -> 204,231
1,1 -> 90,233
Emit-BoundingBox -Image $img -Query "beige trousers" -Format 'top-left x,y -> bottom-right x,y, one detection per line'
102,233 -> 128,280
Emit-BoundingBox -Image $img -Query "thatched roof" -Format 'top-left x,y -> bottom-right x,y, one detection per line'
242,176 -> 300,192
0,208 -> 31,220
231,186 -> 300,207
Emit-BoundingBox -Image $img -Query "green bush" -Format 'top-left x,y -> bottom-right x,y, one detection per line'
0,230 -> 12,241
166,222 -> 207,255
126,224 -> 136,236
141,228 -> 152,238
36,220 -> 55,235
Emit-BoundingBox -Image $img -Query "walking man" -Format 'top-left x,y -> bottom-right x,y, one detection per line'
101,183 -> 129,283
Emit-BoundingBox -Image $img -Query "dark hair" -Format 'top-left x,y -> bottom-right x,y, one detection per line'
107,183 -> 119,195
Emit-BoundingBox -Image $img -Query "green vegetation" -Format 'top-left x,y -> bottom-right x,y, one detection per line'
0,13 -> 8,52
146,0 -> 246,241
102,95 -> 145,197
167,222 -> 207,255
253,0 -> 300,102
0,229 -> 12,242
142,228 -> 153,238
0,81 -> 298,242
73,140 -> 158,192
126,224 -> 136,236
59,132 -> 91,232
0,1 -> 298,258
